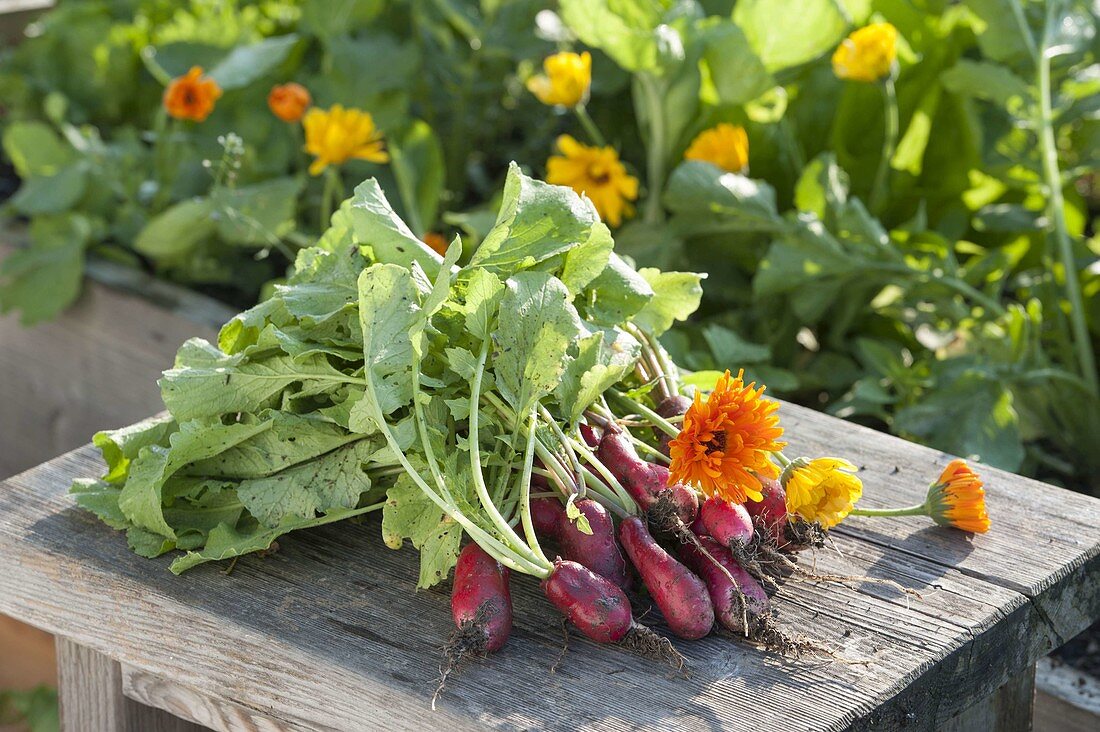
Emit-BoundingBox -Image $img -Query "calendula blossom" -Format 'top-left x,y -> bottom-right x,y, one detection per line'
527,51 -> 592,107
163,66 -> 222,122
667,369 -> 785,503
423,232 -> 448,256
268,82 -> 311,122
684,124 -> 749,173
546,135 -> 638,227
781,457 -> 863,529
848,459 -> 990,534
926,460 -> 990,533
303,105 -> 389,176
832,23 -> 898,82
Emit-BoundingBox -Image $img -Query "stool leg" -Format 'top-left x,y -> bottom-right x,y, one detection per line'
941,665 -> 1036,732
56,637 -> 208,732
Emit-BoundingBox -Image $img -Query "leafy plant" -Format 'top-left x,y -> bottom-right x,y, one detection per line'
534,0 -> 1099,492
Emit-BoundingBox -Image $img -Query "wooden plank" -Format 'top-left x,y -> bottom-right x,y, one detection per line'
0,237 -> 233,480
57,637 -> 207,732
940,665 -> 1035,731
0,407 -> 1096,732
122,665 -> 288,732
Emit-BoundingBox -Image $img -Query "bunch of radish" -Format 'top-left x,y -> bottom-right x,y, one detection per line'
446,415 -> 811,670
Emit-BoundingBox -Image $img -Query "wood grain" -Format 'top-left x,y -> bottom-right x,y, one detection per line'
122,665 -> 285,732
57,637 -> 206,732
0,402 -> 1096,731
0,237 -> 232,480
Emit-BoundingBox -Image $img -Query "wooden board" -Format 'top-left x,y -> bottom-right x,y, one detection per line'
0,237 -> 234,480
0,403 -> 1097,731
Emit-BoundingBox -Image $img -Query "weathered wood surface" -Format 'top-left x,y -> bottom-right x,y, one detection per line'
57,637 -> 207,732
122,665 -> 284,732
0,237 -> 233,479
0,403 -> 1097,731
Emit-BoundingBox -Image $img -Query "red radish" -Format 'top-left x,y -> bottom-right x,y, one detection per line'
680,537 -> 768,634
689,512 -> 708,537
654,395 -> 692,456
542,559 -> 632,643
557,498 -> 630,590
531,497 -> 566,539
450,543 -> 512,652
619,516 -> 714,640
700,497 -> 754,548
596,429 -> 698,525
744,476 -> 789,549
579,422 -> 601,448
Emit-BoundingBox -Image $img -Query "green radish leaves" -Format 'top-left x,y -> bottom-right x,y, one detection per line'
493,271 -> 582,417
74,166 -> 704,579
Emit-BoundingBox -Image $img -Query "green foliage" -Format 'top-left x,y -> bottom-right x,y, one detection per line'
75,166 -> 702,584
0,686 -> 58,732
5,0 -> 1099,494
556,0 -> 1100,492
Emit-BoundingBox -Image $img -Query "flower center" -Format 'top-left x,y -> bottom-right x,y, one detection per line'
587,164 -> 611,185
183,89 -> 196,106
704,430 -> 726,454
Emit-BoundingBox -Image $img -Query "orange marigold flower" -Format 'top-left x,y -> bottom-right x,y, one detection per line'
163,66 -> 222,122
684,123 -> 749,173
423,232 -> 448,256
268,82 -> 311,122
667,369 -> 785,503
927,459 -> 990,533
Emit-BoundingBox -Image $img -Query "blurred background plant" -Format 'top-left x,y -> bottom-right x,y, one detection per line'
531,0 -> 1100,495
1,0 -> 1097,495
0,0 -> 556,320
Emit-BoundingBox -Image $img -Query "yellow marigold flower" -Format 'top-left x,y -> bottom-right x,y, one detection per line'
527,51 -> 592,107
545,135 -> 638,227
927,459 -> 990,533
303,105 -> 389,176
832,23 -> 898,83
781,457 -> 863,529
423,232 -> 448,256
684,124 -> 749,173
268,82 -> 311,123
668,369 -> 785,504
163,66 -> 222,122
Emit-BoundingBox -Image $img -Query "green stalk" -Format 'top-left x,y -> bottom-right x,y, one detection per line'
539,405 -> 585,493
637,74 -> 667,224
849,502 -> 928,518
607,389 -> 679,438
869,74 -> 898,217
574,104 -> 607,147
1037,0 -> 1099,394
320,167 -> 341,230
467,341 -> 550,569
566,435 -> 636,516
516,407 -> 550,565
357,336 -> 546,575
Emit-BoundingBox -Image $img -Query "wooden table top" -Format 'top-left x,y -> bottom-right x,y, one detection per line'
1,402 -> 1097,731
